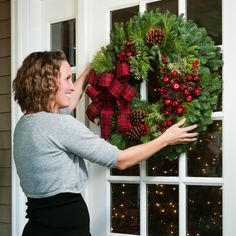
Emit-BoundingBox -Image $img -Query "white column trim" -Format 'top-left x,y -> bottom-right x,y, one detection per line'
11,0 -> 27,235
11,0 -> 43,235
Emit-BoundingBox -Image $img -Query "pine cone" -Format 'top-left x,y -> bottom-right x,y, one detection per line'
130,109 -> 148,125
145,28 -> 164,45
176,91 -> 185,102
187,82 -> 196,91
167,90 -> 176,100
125,126 -> 142,140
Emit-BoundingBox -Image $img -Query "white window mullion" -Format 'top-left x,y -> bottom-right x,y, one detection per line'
178,0 -> 186,16
107,179 -> 112,235
140,161 -> 147,236
179,153 -> 187,236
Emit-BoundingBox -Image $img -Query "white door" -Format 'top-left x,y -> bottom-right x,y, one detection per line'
85,1 -> 236,236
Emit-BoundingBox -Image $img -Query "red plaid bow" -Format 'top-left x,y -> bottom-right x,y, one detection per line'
86,61 -> 136,139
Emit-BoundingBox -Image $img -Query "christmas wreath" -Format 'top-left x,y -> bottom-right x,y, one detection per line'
85,10 -> 223,160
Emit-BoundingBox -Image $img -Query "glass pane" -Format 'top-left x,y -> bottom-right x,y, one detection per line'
148,184 -> 179,236
187,0 -> 222,45
147,155 -> 178,176
111,183 -> 140,234
51,19 -> 76,66
71,73 -> 76,117
111,165 -> 139,176
147,62 -> 162,104
147,0 -> 178,15
111,6 -> 139,28
187,186 -> 222,236
215,64 -> 223,111
188,121 -> 222,177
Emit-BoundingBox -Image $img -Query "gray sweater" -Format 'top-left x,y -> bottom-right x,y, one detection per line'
13,112 -> 118,198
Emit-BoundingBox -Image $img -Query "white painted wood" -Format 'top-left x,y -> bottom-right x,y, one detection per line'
11,0 -> 42,235
222,0 -> 236,235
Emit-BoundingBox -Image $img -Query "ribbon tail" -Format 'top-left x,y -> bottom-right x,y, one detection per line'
100,108 -> 114,140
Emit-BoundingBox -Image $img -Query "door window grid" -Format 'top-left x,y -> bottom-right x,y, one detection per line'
108,0 -> 223,235
50,19 -> 77,117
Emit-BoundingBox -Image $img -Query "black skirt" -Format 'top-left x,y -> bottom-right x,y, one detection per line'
23,193 -> 91,236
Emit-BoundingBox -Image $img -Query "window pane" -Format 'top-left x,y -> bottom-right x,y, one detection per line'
51,19 -> 76,66
111,183 -> 140,234
187,186 -> 222,236
215,65 -> 223,111
147,0 -> 178,15
187,0 -> 222,45
71,73 -> 76,117
147,154 -> 178,176
187,121 -> 222,177
148,184 -> 179,236
111,6 -> 139,28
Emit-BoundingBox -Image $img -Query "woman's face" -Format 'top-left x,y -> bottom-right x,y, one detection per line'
54,60 -> 74,113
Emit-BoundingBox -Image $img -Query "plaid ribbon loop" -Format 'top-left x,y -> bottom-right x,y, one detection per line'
85,61 -> 136,139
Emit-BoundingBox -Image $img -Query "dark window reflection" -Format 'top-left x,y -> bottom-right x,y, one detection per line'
111,5 -> 139,28
187,186 -> 222,236
147,154 -> 178,176
187,0 -> 222,45
111,183 -> 140,234
215,64 -> 222,111
147,0 -> 178,15
147,61 -> 162,104
148,184 -> 179,236
51,19 -> 76,66
188,121 -> 222,177
71,73 -> 76,117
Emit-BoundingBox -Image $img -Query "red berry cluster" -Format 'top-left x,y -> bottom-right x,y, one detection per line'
139,122 -> 150,135
117,39 -> 136,61
155,57 -> 202,129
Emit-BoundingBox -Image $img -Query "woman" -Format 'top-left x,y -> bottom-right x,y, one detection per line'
13,51 -> 198,236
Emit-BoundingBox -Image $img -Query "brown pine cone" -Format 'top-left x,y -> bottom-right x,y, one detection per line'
176,91 -> 185,102
125,126 -> 142,140
187,82 -> 196,91
167,90 -> 176,100
130,109 -> 148,125
145,28 -> 164,45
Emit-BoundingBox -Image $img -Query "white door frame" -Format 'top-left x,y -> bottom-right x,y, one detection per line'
11,0 -> 236,235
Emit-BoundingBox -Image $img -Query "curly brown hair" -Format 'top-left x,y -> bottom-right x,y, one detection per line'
13,51 -> 67,113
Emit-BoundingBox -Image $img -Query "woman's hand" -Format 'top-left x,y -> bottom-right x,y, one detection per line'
160,118 -> 198,146
116,118 -> 198,170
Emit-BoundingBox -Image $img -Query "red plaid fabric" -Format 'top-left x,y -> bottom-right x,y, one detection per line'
117,97 -> 131,132
88,70 -> 99,85
98,72 -> 114,87
85,62 -> 136,139
100,93 -> 115,139
116,61 -> 130,82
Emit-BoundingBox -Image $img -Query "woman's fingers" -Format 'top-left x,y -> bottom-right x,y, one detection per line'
183,124 -> 198,132
176,118 -> 186,127
181,137 -> 198,143
185,132 -> 199,138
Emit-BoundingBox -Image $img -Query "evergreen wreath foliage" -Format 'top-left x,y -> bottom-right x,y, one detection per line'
90,9 -> 223,160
